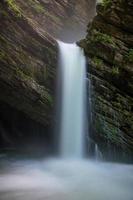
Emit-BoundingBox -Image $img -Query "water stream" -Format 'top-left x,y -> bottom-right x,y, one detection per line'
58,41 -> 87,158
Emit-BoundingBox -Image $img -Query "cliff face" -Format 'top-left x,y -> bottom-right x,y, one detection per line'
82,0 -> 133,161
0,1 -> 57,126
14,0 -> 96,42
0,0 -> 96,150
0,0 -> 96,125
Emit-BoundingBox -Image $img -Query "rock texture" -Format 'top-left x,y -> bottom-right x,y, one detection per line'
81,0 -> 133,161
14,0 -> 96,42
0,0 -> 57,126
0,0 -> 96,150
0,0 -> 95,125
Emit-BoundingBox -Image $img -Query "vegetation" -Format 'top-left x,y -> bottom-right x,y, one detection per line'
95,115 -> 121,145
125,49 -> 133,62
111,67 -> 119,75
15,67 -> 53,106
6,0 -> 22,17
102,0 -> 112,9
92,30 -> 115,46
92,57 -> 104,70
0,51 -> 6,60
28,0 -> 44,13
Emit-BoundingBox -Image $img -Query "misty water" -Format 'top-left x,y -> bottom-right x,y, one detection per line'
0,159 -> 133,200
58,41 -> 86,158
0,42 -> 133,200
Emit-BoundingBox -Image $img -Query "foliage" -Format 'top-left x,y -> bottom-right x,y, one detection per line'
102,0 -> 112,9
125,49 -> 133,62
92,30 -> 115,46
92,57 -> 104,70
0,51 -> 6,60
111,67 -> 119,75
28,0 -> 44,13
6,0 -> 21,17
34,4 -> 44,13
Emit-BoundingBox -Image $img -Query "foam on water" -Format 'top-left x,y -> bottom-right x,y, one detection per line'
0,159 -> 133,200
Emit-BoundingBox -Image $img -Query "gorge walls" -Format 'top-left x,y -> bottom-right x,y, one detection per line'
81,0 -> 133,161
0,0 -> 96,152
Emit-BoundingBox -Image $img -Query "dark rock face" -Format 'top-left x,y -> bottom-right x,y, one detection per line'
0,0 -> 57,152
15,0 -> 96,42
0,1 -> 57,126
0,0 -> 96,151
81,0 -> 133,161
0,0 -> 96,126
0,101 -> 53,156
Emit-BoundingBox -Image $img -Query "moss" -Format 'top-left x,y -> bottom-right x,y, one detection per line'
34,4 -> 44,13
111,67 -> 119,75
125,49 -> 133,63
15,67 -> 53,106
0,4 -> 9,17
15,67 -> 31,80
6,0 -> 22,17
102,0 -> 112,9
91,30 -> 116,47
92,57 -> 104,70
41,92 -> 53,106
0,49 -> 14,64
28,0 -> 44,14
0,51 -> 6,60
95,115 -> 122,145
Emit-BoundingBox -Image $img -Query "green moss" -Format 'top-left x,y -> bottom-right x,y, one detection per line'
91,30 -> 115,46
0,4 -> 9,17
0,49 -> 13,64
6,0 -> 21,17
15,67 -> 30,80
28,0 -> 44,13
111,67 -> 119,75
125,49 -> 133,63
0,51 -> 6,60
102,0 -> 112,9
95,115 -> 121,145
92,57 -> 104,70
34,4 -> 44,13
41,92 -> 53,106
15,67 -> 53,106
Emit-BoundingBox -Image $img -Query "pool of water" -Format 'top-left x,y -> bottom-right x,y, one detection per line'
0,158 -> 133,200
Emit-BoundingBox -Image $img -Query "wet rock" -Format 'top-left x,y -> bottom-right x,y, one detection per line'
81,0 -> 133,161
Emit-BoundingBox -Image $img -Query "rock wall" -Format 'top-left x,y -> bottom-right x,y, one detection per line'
14,0 -> 96,42
81,0 -> 133,161
0,0 -> 57,126
0,0 -> 96,151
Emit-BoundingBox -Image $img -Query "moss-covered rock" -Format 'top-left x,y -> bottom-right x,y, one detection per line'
0,1 -> 57,126
81,0 -> 133,161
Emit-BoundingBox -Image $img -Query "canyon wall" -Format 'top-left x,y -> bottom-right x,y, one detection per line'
0,0 -> 95,151
81,0 -> 133,161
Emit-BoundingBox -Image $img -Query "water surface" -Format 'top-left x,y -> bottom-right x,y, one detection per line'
0,158 -> 133,200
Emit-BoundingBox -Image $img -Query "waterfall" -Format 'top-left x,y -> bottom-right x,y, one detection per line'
58,41 -> 87,158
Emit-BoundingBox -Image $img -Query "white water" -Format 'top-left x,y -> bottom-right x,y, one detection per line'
58,41 -> 87,158
0,159 -> 133,200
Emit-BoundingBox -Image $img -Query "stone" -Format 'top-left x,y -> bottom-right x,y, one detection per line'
82,0 -> 133,161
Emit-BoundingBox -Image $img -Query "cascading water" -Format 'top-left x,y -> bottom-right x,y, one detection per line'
58,41 -> 87,158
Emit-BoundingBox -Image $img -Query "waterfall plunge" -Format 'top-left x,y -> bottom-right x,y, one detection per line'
58,41 -> 87,158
